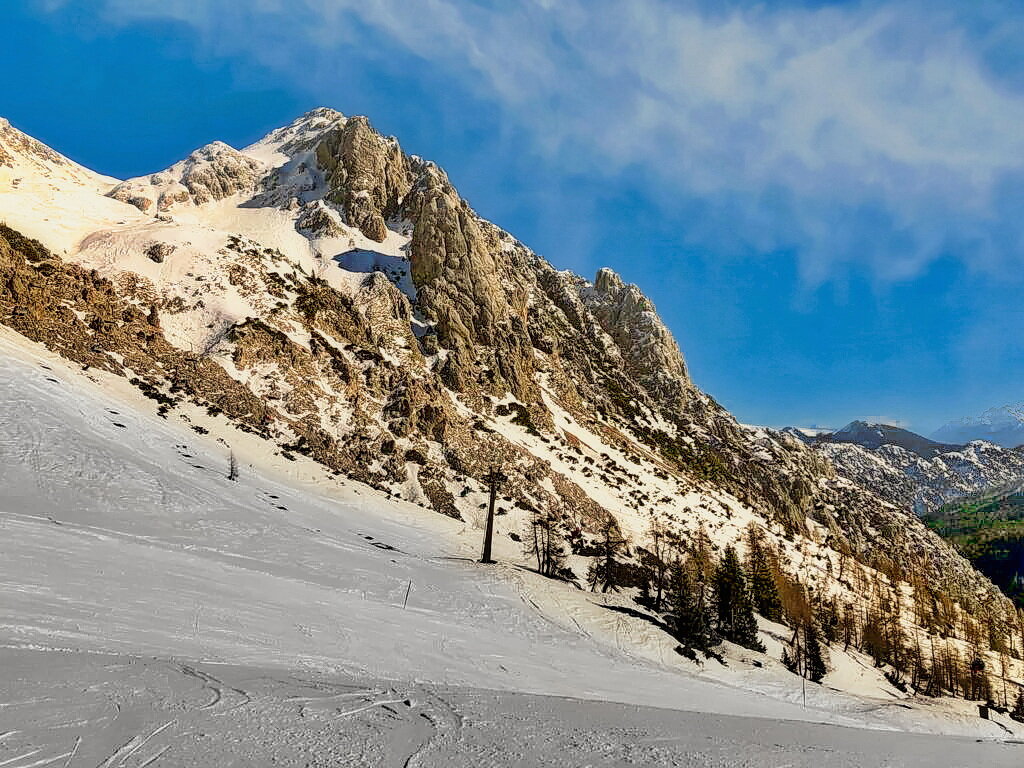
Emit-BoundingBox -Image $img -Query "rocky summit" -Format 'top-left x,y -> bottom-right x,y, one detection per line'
2,108 -> 1022,703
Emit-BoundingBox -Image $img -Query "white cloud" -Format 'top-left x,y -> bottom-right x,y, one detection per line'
63,0 -> 1024,282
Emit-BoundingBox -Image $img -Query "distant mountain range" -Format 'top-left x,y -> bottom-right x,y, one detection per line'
785,420 -> 1024,516
933,404 -> 1024,449
791,420 -> 961,459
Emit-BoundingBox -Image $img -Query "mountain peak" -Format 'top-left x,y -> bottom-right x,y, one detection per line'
594,267 -> 625,295
815,420 -> 962,458
933,403 -> 1024,448
108,138 -> 265,213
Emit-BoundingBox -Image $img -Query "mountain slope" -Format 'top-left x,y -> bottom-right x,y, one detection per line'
3,328 -> 1020,762
2,109 -> 1023,720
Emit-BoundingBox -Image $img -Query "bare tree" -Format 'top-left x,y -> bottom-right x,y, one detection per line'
646,518 -> 670,611
524,506 -> 566,578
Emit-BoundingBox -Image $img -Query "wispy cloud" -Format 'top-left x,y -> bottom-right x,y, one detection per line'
52,0 -> 1024,284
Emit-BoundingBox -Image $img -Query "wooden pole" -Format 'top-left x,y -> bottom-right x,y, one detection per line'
481,467 -> 500,564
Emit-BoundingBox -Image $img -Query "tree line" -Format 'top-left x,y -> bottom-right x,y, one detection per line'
524,507 -> 1024,709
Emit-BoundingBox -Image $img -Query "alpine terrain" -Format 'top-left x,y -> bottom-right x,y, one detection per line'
789,420 -> 1024,516
934,405 -> 1024,449
3,110 -> 1024,763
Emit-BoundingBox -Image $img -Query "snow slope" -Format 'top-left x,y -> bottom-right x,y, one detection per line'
2,330 -> 1023,765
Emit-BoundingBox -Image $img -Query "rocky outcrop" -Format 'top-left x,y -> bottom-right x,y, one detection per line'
109,142 -> 265,212
580,267 -> 691,412
316,116 -> 413,241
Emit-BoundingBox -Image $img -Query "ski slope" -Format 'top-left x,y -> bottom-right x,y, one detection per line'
0,328 -> 1021,766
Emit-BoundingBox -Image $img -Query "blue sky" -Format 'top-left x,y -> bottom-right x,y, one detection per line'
5,0 -> 1024,433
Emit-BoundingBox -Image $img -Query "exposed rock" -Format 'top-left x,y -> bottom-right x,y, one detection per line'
296,201 -> 346,238
145,242 -> 176,263
108,141 -> 265,212
581,268 -> 692,410
316,116 -> 413,242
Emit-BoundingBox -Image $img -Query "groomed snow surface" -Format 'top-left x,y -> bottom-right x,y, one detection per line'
1,329 -> 1022,766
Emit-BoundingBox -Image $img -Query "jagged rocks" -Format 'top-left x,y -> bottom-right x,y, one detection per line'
145,242 -> 176,263
582,268 -> 692,411
108,141 -> 265,212
296,201 -> 346,238
316,116 -> 413,242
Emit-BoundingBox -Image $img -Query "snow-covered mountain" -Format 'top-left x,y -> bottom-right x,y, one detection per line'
933,404 -> 1024,448
819,420 -> 961,458
2,327 -> 1018,761
818,439 -> 1024,516
785,420 -> 1024,515
3,109 -> 1024,742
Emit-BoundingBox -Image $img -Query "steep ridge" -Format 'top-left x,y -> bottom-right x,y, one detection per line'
2,109 -> 1023,709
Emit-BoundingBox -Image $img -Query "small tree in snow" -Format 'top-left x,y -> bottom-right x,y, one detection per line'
228,450 -> 239,482
744,523 -> 783,623
524,507 -> 567,579
586,514 -> 627,593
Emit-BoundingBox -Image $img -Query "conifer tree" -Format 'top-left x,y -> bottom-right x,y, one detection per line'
804,621 -> 828,683
646,519 -> 670,611
1012,687 -> 1024,722
743,524 -> 783,623
587,514 -> 627,593
671,558 -> 713,651
714,545 -> 765,652
525,508 -> 567,578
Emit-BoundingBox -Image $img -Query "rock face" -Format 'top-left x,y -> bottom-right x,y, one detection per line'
582,267 -> 691,411
317,117 -> 413,241
1,108 -> 1017,652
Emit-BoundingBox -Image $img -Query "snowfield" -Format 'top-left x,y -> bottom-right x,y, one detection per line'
1,332 -> 1023,765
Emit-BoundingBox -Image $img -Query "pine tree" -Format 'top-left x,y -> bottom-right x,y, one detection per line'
804,621 -> 828,683
524,508 -> 567,578
587,515 -> 626,593
744,524 -> 783,623
227,450 -> 239,481
714,545 -> 765,652
671,557 -> 713,651
646,519 -> 670,611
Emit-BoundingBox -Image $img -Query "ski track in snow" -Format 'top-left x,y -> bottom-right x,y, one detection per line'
1,330 -> 1023,765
